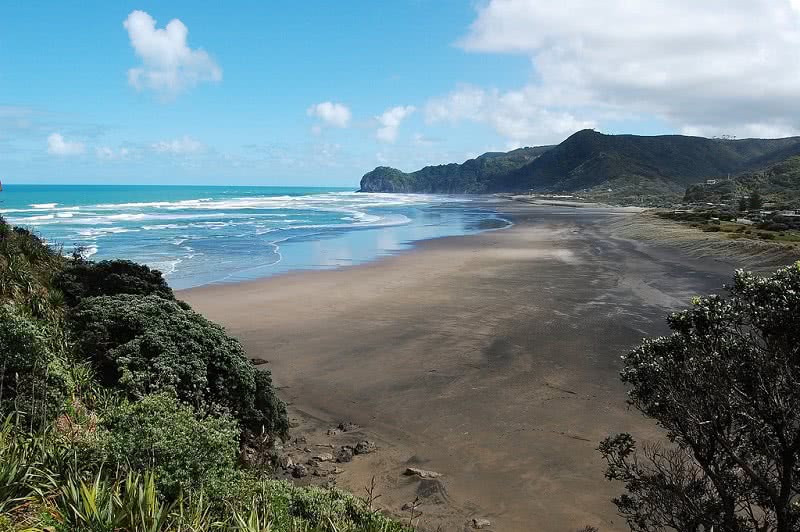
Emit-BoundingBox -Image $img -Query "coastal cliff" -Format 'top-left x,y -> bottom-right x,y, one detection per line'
360,146 -> 552,194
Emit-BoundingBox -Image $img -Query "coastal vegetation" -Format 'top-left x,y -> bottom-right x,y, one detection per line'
601,263 -> 800,531
0,215 -> 410,531
653,210 -> 800,246
683,156 -> 800,209
359,130 -> 800,203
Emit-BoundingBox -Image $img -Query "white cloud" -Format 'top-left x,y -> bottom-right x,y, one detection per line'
426,84 -> 595,147
306,102 -> 352,129
96,146 -> 131,160
124,10 -> 222,97
452,0 -> 800,139
152,136 -> 204,155
47,133 -> 85,156
376,105 -> 416,143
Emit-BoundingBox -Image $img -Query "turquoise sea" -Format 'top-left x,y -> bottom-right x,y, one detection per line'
0,185 -> 509,289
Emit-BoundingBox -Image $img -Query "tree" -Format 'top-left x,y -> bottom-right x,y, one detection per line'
67,295 -> 288,439
600,263 -> 800,532
100,393 -> 239,497
56,259 -> 174,307
748,191 -> 763,211
738,197 -> 749,213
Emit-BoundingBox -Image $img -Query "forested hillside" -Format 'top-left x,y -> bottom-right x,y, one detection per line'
683,155 -> 800,209
360,130 -> 800,201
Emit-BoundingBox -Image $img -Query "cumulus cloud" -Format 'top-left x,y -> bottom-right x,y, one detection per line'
124,10 -> 222,97
152,136 -> 204,155
376,106 -> 416,143
306,102 -> 352,130
47,133 -> 85,156
426,85 -> 595,147
452,0 -> 800,139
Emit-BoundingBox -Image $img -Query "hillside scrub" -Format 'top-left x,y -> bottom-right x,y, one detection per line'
100,393 -> 240,497
601,262 -> 800,531
0,305 -> 68,425
683,155 -> 800,209
0,219 -> 66,324
0,422 -> 411,531
56,258 -> 175,307
67,294 -> 288,438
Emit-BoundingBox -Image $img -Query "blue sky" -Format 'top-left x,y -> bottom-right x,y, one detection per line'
2,1 -> 799,186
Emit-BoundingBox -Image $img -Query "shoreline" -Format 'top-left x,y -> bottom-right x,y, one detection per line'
172,196 -> 514,291
180,200 -> 778,531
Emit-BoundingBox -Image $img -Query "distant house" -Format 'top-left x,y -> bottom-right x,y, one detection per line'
705,179 -> 718,185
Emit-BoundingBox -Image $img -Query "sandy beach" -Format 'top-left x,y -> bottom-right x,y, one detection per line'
182,200 -> 744,531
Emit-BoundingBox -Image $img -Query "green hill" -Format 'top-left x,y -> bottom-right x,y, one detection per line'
359,146 -> 552,193
359,130 -> 800,202
683,155 -> 800,209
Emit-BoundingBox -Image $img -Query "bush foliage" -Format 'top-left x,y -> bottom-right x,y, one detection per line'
0,305 -> 68,425
601,262 -> 800,532
68,294 -> 288,438
100,393 -> 239,497
0,422 -> 411,531
56,259 -> 174,307
0,219 -> 66,323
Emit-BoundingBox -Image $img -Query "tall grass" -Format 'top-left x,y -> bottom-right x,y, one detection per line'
0,220 -> 67,326
0,424 -> 411,531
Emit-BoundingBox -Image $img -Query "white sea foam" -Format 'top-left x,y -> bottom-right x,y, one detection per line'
30,203 -> 58,209
143,224 -> 184,231
284,213 -> 411,231
78,227 -> 137,238
146,258 -> 182,276
81,192 -> 447,214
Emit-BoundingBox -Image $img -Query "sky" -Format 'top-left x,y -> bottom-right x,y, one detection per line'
2,0 -> 800,186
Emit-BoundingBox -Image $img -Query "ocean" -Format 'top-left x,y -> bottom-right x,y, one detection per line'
0,185 -> 509,289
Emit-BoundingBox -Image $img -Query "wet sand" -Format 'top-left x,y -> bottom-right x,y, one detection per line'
181,200 -> 739,531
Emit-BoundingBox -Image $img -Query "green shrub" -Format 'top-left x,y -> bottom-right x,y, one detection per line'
0,305 -> 68,425
222,479 -> 413,532
100,393 -> 239,498
0,220 -> 66,323
56,259 -> 174,307
68,295 -> 288,438
1,415 -> 411,532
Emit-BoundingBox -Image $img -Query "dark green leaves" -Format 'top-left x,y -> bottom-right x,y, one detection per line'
68,294 -> 288,439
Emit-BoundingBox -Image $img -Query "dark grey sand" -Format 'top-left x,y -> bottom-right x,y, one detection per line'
182,201 -> 744,531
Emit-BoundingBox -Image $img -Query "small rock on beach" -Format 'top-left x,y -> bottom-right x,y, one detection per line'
404,467 -> 442,479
